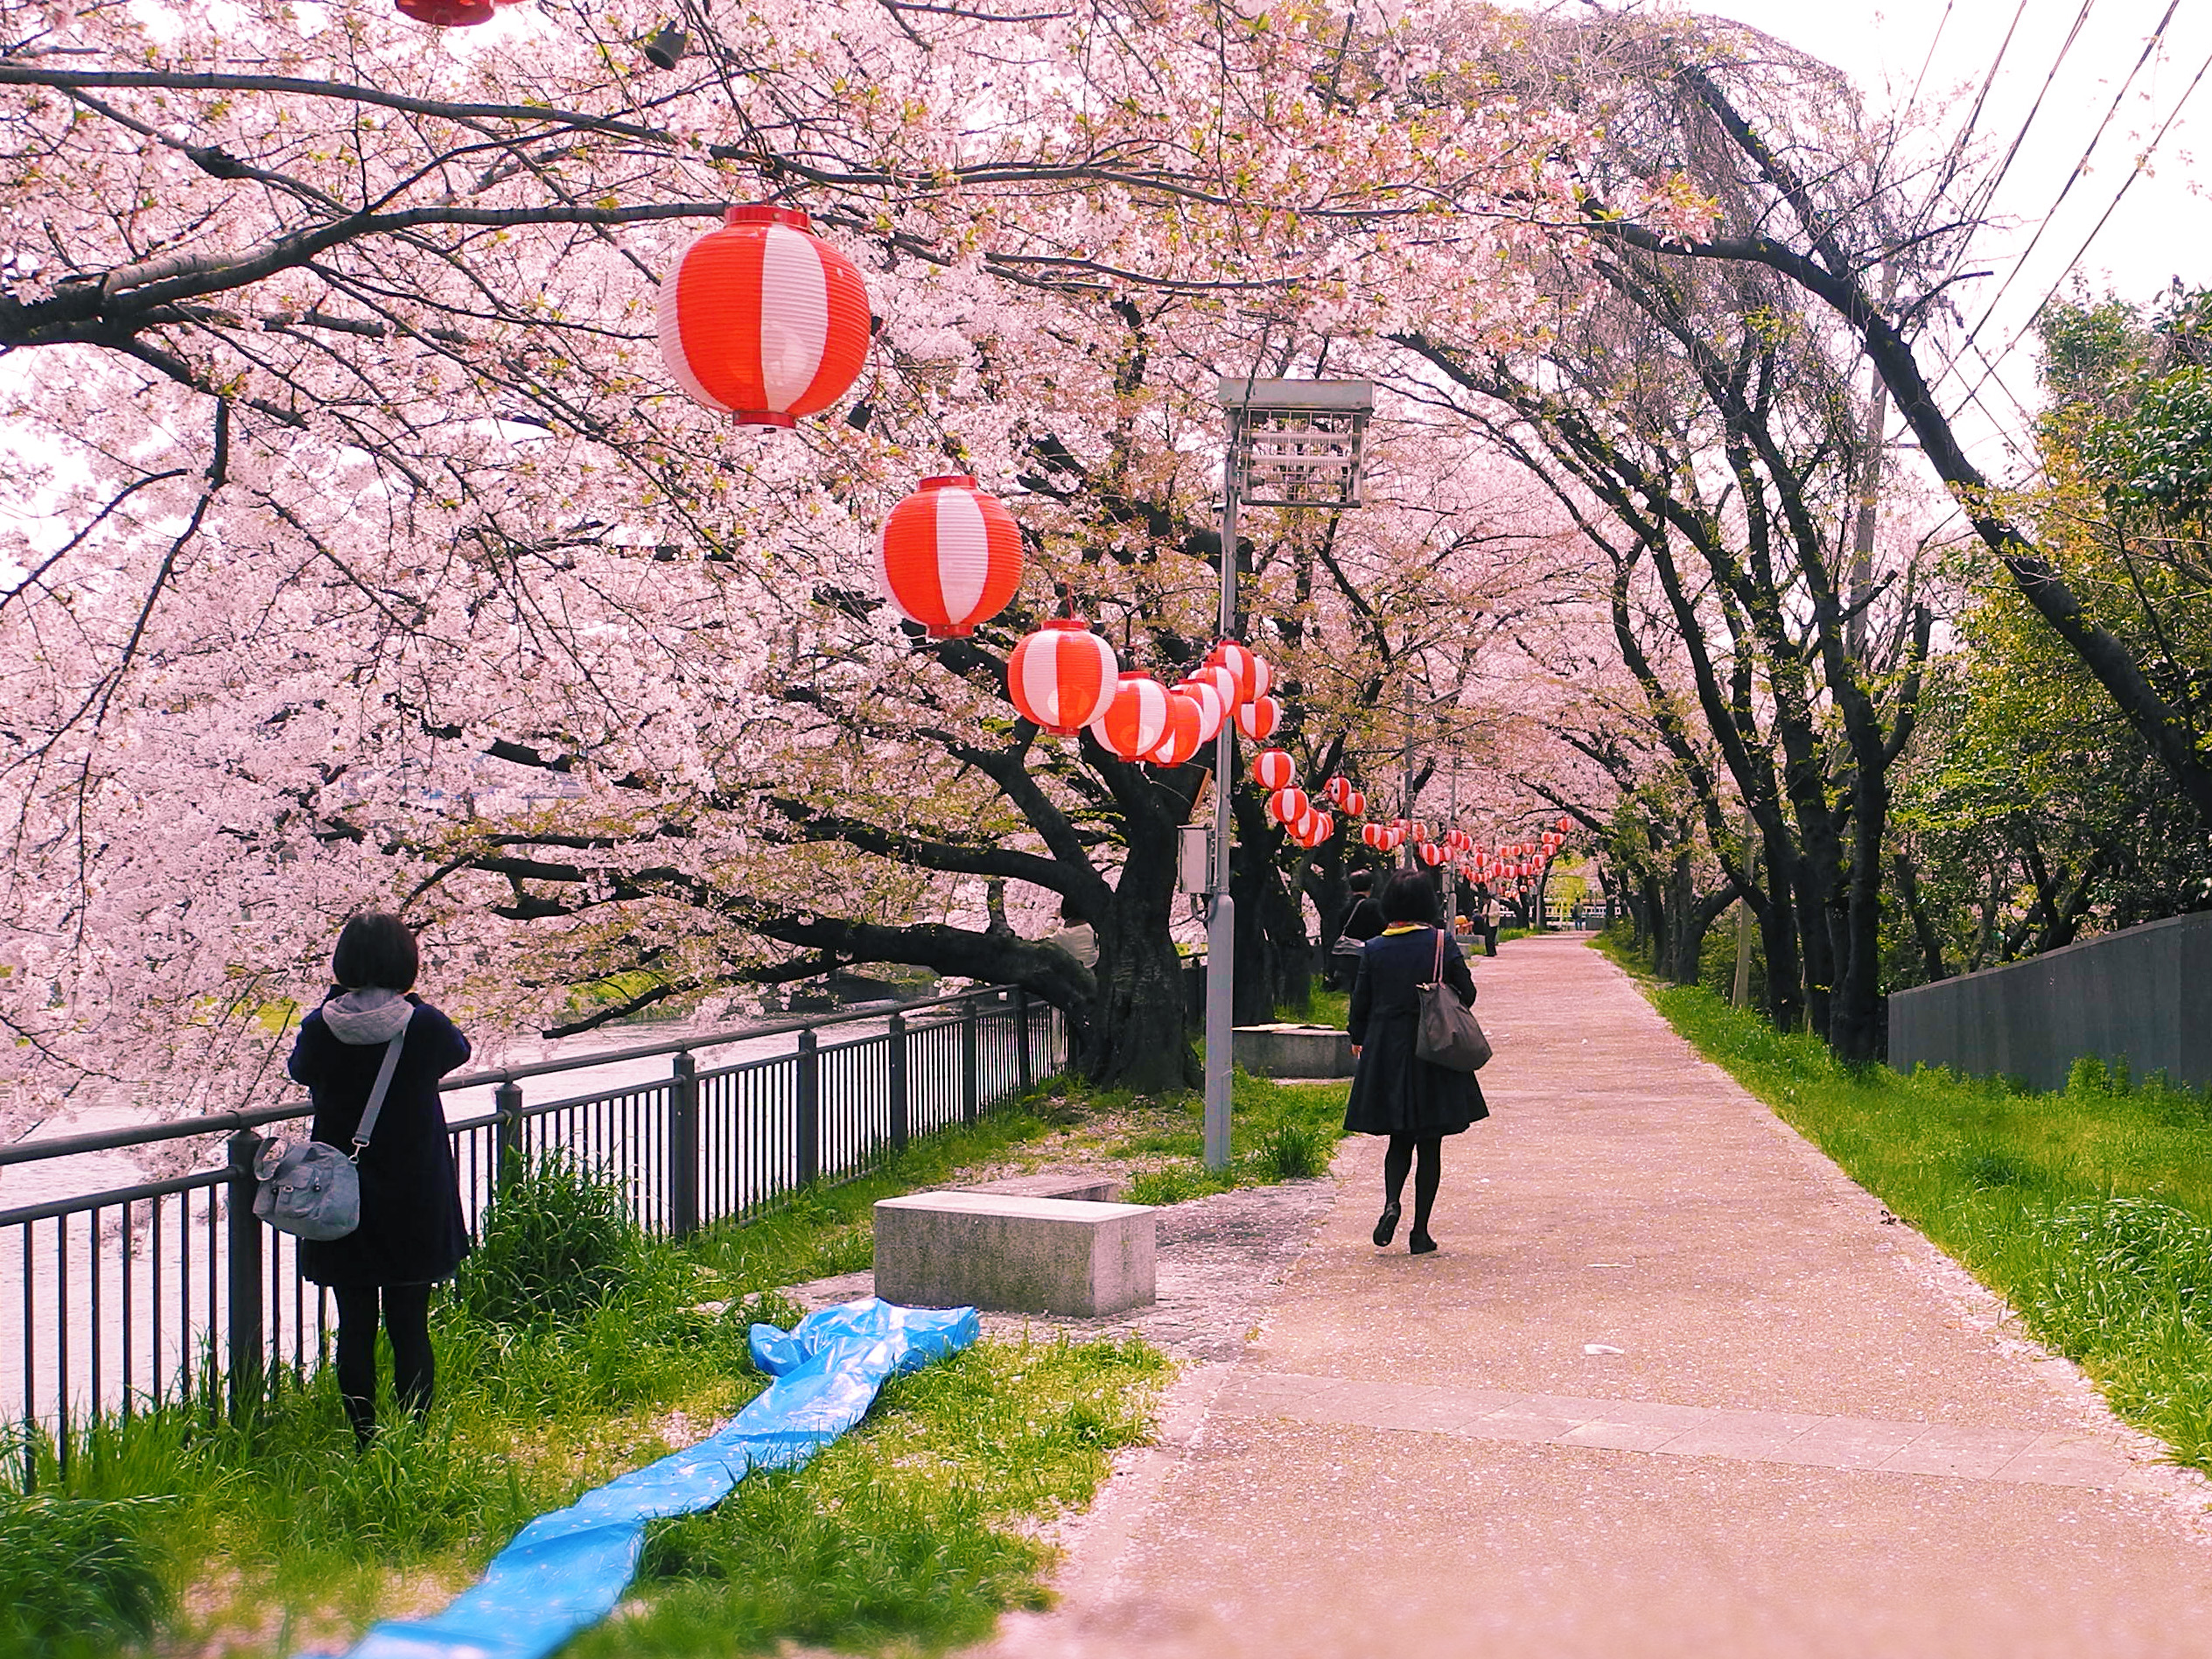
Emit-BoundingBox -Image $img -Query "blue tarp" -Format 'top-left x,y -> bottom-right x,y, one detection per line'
335,1297 -> 980,1659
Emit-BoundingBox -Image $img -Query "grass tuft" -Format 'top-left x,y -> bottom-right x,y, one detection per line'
455,1151 -> 642,1328
0,1486 -> 168,1655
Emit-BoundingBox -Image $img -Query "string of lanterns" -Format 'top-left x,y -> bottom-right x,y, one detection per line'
646,206 -> 1585,880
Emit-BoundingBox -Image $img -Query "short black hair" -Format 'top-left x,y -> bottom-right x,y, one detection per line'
332,912 -> 419,991
1348,871 -> 1374,894
1378,870 -> 1442,927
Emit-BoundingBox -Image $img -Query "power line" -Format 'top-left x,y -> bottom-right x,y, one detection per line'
1948,43 -> 2212,419
1947,0 -> 2179,377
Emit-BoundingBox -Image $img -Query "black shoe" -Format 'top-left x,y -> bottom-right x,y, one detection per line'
1409,1229 -> 1438,1256
1373,1203 -> 1401,1247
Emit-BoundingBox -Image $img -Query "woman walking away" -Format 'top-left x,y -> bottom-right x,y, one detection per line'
1345,871 -> 1487,1255
288,913 -> 472,1445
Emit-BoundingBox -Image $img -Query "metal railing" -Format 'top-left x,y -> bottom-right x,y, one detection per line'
2,985 -> 1065,1447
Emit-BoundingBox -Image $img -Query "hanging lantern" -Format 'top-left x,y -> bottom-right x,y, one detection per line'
1233,695 -> 1281,742
396,0 -> 495,24
1344,788 -> 1366,817
1322,776 -> 1348,808
1558,815 -> 1573,833
1146,692 -> 1205,766
657,206 -> 872,430
1267,788 -> 1309,827
1410,821 -> 1431,844
1007,619 -> 1118,736
875,475 -> 1023,639
1208,641 -> 1272,706
1188,662 -> 1241,711
1315,811 -> 1335,844
1419,843 -> 1446,868
1088,672 -> 1171,760
1252,749 -> 1296,791
1175,678 -> 1227,745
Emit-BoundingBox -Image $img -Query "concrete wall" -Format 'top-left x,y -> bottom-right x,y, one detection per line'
1888,913 -> 2212,1093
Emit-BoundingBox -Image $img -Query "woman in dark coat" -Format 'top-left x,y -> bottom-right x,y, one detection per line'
1345,870 -> 1486,1255
287,913 -> 472,1443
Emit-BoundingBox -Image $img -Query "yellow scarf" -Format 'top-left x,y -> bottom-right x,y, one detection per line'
1381,922 -> 1429,936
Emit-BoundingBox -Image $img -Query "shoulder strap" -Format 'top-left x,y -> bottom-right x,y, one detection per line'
352,1027 -> 407,1155
1431,926 -> 1446,984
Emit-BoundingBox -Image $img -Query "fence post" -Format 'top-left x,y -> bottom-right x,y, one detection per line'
225,1130 -> 264,1422
1014,988 -> 1032,1091
962,994 -> 980,1124
797,1028 -> 820,1187
669,1049 -> 698,1239
888,1012 -> 910,1155
494,1079 -> 524,1187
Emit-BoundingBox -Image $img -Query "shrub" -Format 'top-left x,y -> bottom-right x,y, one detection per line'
1250,1117 -> 1331,1180
0,1490 -> 166,1653
456,1151 -> 641,1327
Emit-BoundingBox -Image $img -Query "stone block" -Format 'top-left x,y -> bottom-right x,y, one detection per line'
953,1171 -> 1123,1203
1233,1023 -> 1354,1078
873,1191 -> 1156,1317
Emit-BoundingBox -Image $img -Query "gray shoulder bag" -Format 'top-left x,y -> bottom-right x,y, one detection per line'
254,1028 -> 405,1242
1414,928 -> 1493,1073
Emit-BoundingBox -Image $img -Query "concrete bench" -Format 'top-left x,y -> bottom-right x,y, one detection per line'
952,1171 -> 1122,1203
1234,1023 -> 1354,1078
873,1191 -> 1156,1317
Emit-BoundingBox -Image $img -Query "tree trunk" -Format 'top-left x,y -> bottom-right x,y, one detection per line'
1087,847 -> 1198,1091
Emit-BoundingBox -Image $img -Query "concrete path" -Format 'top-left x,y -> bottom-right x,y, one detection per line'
980,934 -> 2212,1658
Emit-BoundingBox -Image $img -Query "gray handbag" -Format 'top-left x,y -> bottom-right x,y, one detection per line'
1414,928 -> 1493,1073
253,1030 -> 405,1242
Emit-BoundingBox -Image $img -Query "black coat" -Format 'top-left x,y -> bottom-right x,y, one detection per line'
1343,926 -> 1487,1138
1340,896 -> 1386,943
287,998 -> 473,1287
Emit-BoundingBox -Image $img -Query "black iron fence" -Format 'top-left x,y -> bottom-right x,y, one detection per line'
1888,913 -> 2212,1093
2,986 -> 1064,1445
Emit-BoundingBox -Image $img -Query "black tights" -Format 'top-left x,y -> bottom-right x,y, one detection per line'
333,1282 -> 435,1443
1382,1135 -> 1443,1237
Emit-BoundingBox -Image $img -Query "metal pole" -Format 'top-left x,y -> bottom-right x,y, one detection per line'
494,1079 -> 523,1187
226,1130 -> 264,1423
796,1027 -> 820,1186
668,1050 -> 698,1239
888,1012 -> 910,1154
1203,434 -> 1241,1172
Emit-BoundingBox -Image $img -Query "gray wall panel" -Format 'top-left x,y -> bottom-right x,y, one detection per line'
1888,913 -> 2212,1093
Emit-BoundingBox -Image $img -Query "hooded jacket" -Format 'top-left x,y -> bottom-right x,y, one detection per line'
287,990 -> 473,1286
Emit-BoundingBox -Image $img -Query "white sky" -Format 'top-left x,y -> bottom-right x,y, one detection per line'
1694,0 -> 2212,480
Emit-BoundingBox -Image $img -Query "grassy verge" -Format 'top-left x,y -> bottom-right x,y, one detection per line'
4,1089 -> 1172,1657
1591,930 -> 2212,1474
569,1334 -> 1165,1657
1097,1069 -> 1348,1205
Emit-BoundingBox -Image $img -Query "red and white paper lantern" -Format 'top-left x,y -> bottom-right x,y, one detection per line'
1267,788 -> 1310,826
1145,692 -> 1205,766
1007,619 -> 1118,736
658,206 -> 872,430
1088,672 -> 1172,760
1234,695 -> 1281,742
1253,749 -> 1296,791
1208,641 -> 1272,706
876,475 -> 1022,638
1175,678 -> 1227,745
1419,843 -> 1446,868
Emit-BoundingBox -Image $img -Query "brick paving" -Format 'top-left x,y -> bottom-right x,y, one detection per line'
973,934 -> 2212,1659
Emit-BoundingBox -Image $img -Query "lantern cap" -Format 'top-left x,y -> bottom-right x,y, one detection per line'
724,204 -> 815,230
1040,616 -> 1092,632
916,473 -> 979,491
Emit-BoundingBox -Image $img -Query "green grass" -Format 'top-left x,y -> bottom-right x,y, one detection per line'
0,1483 -> 168,1657
1591,933 -> 2212,1474
1296,987 -> 1350,1030
567,1334 -> 1166,1657
7,1089 -> 1172,1656
1113,1068 -> 1348,1205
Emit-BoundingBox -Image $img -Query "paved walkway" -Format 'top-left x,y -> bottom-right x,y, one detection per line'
979,934 -> 2212,1658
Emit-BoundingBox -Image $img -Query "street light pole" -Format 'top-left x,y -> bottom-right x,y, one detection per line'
1204,444 -> 1242,1172
1204,376 -> 1372,1172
